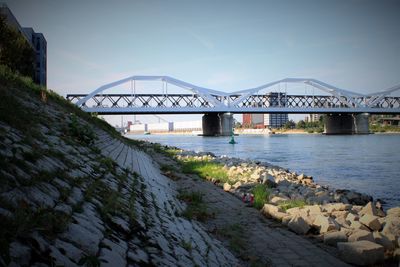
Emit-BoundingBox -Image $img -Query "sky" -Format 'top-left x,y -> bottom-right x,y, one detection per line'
4,0 -> 400,125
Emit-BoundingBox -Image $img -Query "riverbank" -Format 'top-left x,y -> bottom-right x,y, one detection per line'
144,142 -> 400,265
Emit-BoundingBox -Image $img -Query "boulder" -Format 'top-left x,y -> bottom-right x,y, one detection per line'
313,215 -> 340,234
346,213 -> 359,224
350,221 -> 370,231
324,203 -> 351,213
250,173 -> 260,180
335,216 -> 351,229
261,204 -> 288,221
269,196 -> 289,205
232,181 -> 242,189
261,174 -> 276,187
286,207 -> 301,216
387,207 -> 400,217
223,183 -> 231,191
281,215 -> 292,226
330,210 -> 349,219
297,174 -> 305,180
359,214 -> 381,231
261,204 -> 282,217
337,241 -> 384,266
394,248 -> 400,260
304,205 -> 322,215
381,215 -> 400,243
288,214 -> 310,235
348,230 -> 374,242
373,231 -> 395,251
343,190 -> 372,206
323,231 -> 348,247
359,202 -> 379,217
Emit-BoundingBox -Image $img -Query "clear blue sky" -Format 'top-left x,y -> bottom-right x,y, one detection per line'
4,0 -> 400,124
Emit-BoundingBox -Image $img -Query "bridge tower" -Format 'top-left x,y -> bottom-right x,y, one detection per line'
324,113 -> 370,134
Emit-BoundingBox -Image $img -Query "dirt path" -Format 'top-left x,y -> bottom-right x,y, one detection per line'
153,153 -> 350,267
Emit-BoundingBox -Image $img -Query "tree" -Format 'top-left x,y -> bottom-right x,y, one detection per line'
296,120 -> 306,129
283,120 -> 295,129
0,15 -> 35,79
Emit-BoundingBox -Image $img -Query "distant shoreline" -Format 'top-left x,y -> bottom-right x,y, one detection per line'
126,128 -> 400,136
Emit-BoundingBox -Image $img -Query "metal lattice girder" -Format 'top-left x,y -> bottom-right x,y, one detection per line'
67,76 -> 400,114
66,93 -> 400,114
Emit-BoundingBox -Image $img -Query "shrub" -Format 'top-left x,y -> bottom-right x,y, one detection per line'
252,184 -> 270,209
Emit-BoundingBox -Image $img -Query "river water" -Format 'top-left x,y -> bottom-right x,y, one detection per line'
127,133 -> 400,208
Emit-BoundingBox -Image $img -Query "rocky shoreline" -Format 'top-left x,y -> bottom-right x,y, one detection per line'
170,148 -> 400,266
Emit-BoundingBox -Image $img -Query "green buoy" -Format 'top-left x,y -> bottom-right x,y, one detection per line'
229,128 -> 237,144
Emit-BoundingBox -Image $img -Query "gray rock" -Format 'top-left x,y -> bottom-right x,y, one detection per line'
381,215 -> 400,243
313,215 -> 339,234
359,214 -> 381,231
337,241 -> 384,266
373,231 -> 395,251
359,202 -> 378,217
387,207 -> 400,217
223,183 -> 231,191
323,231 -> 348,247
269,196 -> 289,205
9,241 -> 31,266
348,230 -> 374,242
288,214 -> 310,235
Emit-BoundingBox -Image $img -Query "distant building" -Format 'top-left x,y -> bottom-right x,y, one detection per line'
0,3 -> 47,86
242,92 -> 289,128
305,114 -> 321,123
380,115 -> 400,127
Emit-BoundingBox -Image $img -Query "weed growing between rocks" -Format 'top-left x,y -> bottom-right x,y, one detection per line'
279,199 -> 306,211
177,190 -> 213,222
252,184 -> 271,209
68,114 -> 97,146
217,223 -> 246,255
180,240 -> 192,252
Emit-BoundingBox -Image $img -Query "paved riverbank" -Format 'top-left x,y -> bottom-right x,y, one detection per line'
146,145 -> 400,266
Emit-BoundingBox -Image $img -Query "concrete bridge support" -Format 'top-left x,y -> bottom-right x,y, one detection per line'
202,113 -> 233,136
352,113 -> 370,134
324,113 -> 369,135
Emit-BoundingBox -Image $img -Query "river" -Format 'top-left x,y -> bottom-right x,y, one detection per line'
127,133 -> 400,208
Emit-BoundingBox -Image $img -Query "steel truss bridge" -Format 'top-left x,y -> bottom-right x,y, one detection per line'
67,76 -> 400,114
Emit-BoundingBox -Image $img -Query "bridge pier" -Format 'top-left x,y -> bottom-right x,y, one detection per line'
202,113 -> 233,136
324,113 -> 369,135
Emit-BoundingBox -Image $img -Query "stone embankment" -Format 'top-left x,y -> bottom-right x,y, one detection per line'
0,73 -> 238,266
176,150 -> 400,266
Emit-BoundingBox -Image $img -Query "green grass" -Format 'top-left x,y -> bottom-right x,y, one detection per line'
252,184 -> 271,209
160,164 -> 178,173
278,199 -> 307,211
218,223 -> 246,254
180,159 -> 229,183
181,240 -> 192,252
177,190 -> 212,222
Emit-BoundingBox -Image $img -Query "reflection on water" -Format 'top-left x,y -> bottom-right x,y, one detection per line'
128,133 -> 400,207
